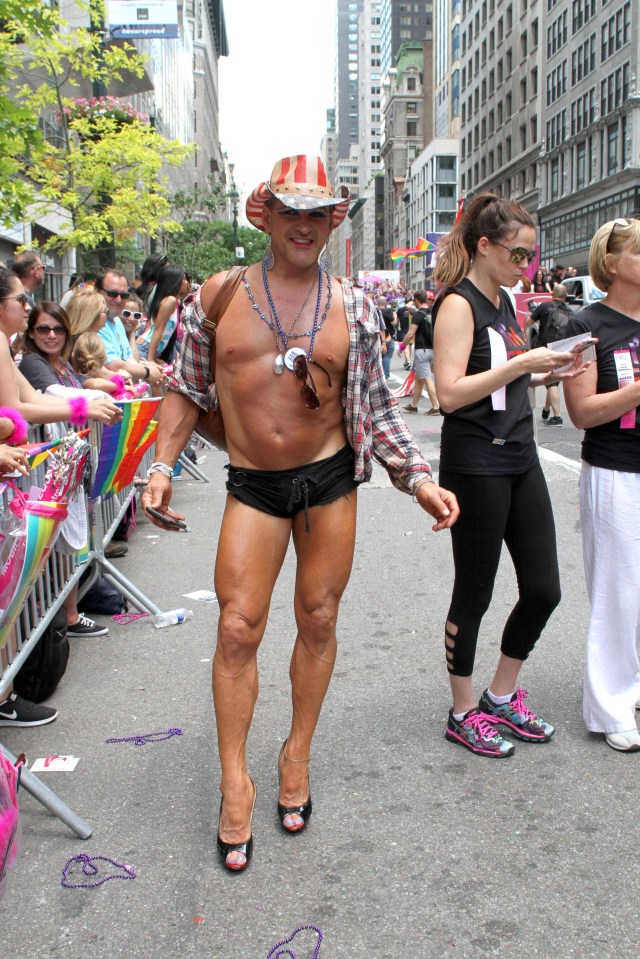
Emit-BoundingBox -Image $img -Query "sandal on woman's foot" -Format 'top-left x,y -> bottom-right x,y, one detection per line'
277,740 -> 312,833
217,777 -> 256,872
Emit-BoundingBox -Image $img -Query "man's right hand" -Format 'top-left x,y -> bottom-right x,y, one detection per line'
142,473 -> 186,531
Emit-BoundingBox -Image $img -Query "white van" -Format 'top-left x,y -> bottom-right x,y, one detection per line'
562,276 -> 606,308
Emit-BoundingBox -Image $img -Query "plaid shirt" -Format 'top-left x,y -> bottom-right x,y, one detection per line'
169,277 -> 432,495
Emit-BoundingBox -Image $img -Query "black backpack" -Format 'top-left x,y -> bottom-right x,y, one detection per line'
540,303 -> 570,347
14,608 -> 69,704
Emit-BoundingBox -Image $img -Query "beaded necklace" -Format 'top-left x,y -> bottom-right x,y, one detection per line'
242,266 -> 332,375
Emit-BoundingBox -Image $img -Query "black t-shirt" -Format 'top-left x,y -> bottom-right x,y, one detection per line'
413,308 -> 433,350
432,278 -> 537,474
380,307 -> 396,338
530,300 -> 573,347
396,305 -> 411,335
566,302 -> 640,472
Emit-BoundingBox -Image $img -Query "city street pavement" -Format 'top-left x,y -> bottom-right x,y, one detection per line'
2,354 -> 639,959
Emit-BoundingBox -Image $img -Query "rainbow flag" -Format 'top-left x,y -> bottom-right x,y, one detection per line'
24,429 -> 91,469
389,237 -> 438,267
0,500 -> 68,645
90,398 -> 161,499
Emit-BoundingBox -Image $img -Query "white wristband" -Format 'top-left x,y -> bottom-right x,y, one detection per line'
148,461 -> 174,479
411,476 -> 435,503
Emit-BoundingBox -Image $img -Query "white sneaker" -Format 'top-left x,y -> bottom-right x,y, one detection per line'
605,730 -> 640,752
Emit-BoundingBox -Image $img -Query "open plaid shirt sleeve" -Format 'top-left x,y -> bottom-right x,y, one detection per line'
341,281 -> 433,495
167,284 -> 213,411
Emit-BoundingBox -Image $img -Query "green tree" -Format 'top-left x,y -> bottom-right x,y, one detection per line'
165,219 -> 269,283
0,0 -> 192,266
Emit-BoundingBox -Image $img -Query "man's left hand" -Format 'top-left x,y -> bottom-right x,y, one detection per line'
416,483 -> 460,531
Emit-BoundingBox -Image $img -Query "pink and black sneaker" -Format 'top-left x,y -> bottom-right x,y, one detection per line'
445,707 -> 515,757
479,687 -> 554,742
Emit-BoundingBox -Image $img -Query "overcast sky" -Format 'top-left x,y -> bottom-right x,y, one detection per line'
218,0 -> 336,223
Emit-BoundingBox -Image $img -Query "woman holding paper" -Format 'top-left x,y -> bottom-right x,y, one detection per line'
563,216 -> 640,752
431,194 -> 586,758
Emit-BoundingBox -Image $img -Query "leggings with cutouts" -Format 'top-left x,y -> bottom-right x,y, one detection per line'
438,464 -> 561,677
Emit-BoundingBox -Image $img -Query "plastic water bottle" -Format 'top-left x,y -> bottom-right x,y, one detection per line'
153,608 -> 194,628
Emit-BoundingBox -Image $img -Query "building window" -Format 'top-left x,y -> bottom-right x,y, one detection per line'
607,123 -> 618,175
407,77 -> 416,91
407,121 -> 417,136
576,141 -> 586,189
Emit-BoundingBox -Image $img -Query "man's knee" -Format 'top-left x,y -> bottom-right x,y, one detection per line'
218,607 -> 263,659
295,595 -> 339,643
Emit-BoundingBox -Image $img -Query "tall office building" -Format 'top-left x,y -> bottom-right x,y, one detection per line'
380,41 -> 432,257
537,0 -> 640,271
434,0 -> 461,138
335,0 -> 364,160
380,0 -> 434,80
458,0 -> 542,211
359,0 -> 384,187
184,0 -> 229,192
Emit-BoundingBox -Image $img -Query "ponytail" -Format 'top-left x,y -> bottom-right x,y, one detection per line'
433,193 -> 536,288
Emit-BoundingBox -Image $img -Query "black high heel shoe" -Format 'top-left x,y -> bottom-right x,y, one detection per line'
217,777 -> 256,872
277,740 -> 312,833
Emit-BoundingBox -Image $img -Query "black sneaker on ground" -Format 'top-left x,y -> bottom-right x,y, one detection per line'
541,408 -> 550,420
544,416 -> 563,426
105,541 -> 128,558
0,692 -> 58,727
67,612 -> 109,637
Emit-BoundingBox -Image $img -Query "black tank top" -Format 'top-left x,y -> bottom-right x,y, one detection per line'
432,278 -> 538,474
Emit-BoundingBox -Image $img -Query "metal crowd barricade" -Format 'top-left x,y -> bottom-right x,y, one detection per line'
0,426 -> 92,838
83,415 -> 162,616
0,401 -> 199,838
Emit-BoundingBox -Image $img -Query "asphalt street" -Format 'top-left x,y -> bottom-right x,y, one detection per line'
1,353 -> 639,959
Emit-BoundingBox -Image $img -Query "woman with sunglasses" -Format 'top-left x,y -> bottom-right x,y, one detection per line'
563,216 -> 640,752
431,193 -> 586,757
19,302 -> 85,392
0,270 -> 119,430
0,270 -> 121,639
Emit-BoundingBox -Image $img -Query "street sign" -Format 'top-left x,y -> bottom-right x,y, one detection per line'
235,247 -> 245,260
107,0 -> 179,39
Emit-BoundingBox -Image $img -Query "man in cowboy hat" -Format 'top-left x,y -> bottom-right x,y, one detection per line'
143,155 -> 459,872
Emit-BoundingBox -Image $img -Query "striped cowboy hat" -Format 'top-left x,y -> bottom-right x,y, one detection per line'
246,155 -> 351,233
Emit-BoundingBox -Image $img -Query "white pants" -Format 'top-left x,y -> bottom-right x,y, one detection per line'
580,463 -> 640,733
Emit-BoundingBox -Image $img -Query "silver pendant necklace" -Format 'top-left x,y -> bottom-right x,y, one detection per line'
242,268 -> 332,375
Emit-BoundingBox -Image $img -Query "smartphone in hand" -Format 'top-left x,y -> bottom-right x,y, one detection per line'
144,506 -> 189,531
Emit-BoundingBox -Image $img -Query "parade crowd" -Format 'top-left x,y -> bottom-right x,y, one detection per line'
2,156 -> 640,879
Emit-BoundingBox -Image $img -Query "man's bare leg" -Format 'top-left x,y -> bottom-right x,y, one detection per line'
425,376 -> 439,411
411,377 -> 425,407
213,497 -> 292,860
279,491 -> 358,823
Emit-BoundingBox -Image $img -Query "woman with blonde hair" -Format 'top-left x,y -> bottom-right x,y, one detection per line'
72,332 -> 140,397
564,215 -> 640,752
66,288 -> 108,339
431,194 -> 587,757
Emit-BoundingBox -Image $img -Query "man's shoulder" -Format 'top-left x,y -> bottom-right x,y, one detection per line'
199,269 -> 239,314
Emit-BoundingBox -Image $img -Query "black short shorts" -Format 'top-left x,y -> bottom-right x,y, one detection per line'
225,445 -> 359,532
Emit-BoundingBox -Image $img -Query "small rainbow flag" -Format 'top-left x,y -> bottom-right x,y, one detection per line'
0,500 -> 68,644
23,429 -> 91,469
90,398 -> 161,499
389,237 -> 438,267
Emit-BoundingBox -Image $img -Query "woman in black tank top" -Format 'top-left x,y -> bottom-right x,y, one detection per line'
430,194 -> 586,758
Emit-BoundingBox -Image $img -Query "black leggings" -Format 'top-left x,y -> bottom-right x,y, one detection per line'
438,464 -> 561,677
